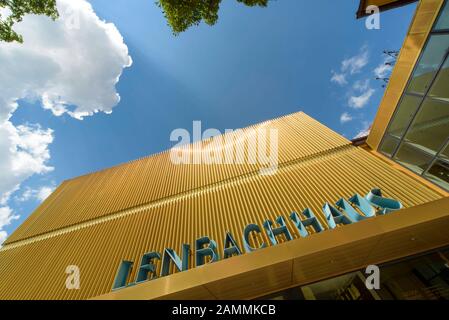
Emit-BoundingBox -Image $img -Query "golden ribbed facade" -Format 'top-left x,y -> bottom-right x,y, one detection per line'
0,112 -> 444,300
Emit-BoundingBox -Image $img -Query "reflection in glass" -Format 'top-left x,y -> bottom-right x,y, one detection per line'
300,272 -> 378,300
258,249 -> 449,300
441,143 -> 449,160
407,34 -> 449,95
376,250 -> 449,300
394,143 -> 433,174
429,55 -> 449,103
380,135 -> 400,156
435,0 -> 449,30
403,98 -> 449,155
386,94 -> 422,138
426,159 -> 449,190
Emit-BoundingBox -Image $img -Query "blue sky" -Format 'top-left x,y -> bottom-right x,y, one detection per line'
0,0 -> 416,241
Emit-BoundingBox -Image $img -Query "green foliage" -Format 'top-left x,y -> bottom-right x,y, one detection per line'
0,0 -> 58,43
156,0 -> 269,35
0,0 -> 268,42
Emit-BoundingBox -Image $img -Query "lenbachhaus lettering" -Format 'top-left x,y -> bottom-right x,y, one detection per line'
112,188 -> 403,290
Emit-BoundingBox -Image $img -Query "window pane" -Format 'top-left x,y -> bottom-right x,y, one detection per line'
403,98 -> 449,155
407,34 -> 449,95
425,159 -> 449,190
380,135 -> 400,157
441,143 -> 449,160
429,55 -> 449,103
386,94 -> 422,138
394,143 -> 433,174
434,0 -> 449,30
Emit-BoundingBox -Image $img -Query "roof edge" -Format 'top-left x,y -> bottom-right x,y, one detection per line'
356,0 -> 418,19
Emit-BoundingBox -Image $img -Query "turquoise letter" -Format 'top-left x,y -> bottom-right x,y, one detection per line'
349,194 -> 376,217
290,208 -> 324,237
161,244 -> 190,277
322,203 -> 352,229
263,216 -> 293,245
365,188 -> 403,214
243,224 -> 267,253
223,232 -> 242,259
112,260 -> 133,290
195,236 -> 219,266
136,252 -> 161,283
335,198 -> 368,222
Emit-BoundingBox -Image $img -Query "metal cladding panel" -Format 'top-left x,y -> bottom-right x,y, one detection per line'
4,112 -> 350,244
0,140 -> 444,299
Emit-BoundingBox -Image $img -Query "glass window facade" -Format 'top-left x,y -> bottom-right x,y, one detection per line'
380,0 -> 449,191
402,98 -> 449,155
406,34 -> 449,95
258,248 -> 449,300
435,0 -> 449,30
429,55 -> 449,103
386,94 -> 422,138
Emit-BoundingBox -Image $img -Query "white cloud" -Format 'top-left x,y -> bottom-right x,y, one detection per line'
0,0 -> 132,241
0,0 -> 132,121
354,128 -> 370,139
0,122 -> 53,243
340,112 -> 353,124
341,47 -> 369,75
330,46 -> 369,86
331,71 -> 347,86
353,79 -> 370,92
36,186 -> 54,201
348,88 -> 375,109
0,206 -> 19,245
0,207 -> 19,230
0,231 -> 7,245
349,78 -> 375,109
0,122 -> 54,204
374,58 -> 393,79
354,122 -> 371,139
17,185 -> 55,203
